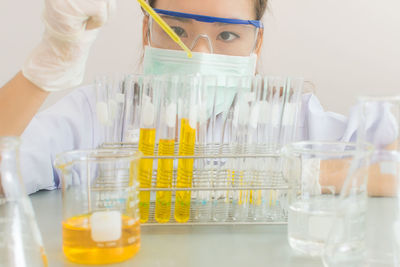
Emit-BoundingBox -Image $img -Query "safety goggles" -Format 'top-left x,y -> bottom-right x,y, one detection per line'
147,9 -> 263,56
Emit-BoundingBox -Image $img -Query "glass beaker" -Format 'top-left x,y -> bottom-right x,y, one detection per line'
0,137 -> 48,267
283,141 -> 373,257
323,96 -> 400,267
55,149 -> 141,265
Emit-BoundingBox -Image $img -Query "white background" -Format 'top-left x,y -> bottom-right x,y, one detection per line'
1,0 -> 399,114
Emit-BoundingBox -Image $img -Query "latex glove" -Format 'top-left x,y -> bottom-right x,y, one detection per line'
22,0 -> 116,92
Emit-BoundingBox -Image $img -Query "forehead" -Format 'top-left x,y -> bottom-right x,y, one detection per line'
153,0 -> 256,20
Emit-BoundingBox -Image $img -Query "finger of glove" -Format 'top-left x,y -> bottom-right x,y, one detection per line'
43,0 -> 115,36
83,0 -> 116,30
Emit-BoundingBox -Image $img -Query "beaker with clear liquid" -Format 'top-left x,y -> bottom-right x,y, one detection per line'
323,96 -> 400,267
0,137 -> 48,267
55,149 -> 141,265
283,141 -> 373,257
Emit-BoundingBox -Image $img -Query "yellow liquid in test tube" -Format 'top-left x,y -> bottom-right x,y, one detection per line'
174,118 -> 196,223
155,139 -> 175,223
62,214 -> 140,265
138,128 -> 156,222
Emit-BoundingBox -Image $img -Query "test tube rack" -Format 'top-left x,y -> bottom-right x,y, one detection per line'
101,143 -> 294,226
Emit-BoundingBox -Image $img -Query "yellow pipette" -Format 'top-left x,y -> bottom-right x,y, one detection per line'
137,0 -> 193,58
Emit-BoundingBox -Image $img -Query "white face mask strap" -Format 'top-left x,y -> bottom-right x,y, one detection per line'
190,34 -> 214,54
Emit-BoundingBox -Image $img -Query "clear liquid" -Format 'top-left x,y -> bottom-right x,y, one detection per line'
138,128 -> 156,223
62,214 -> 140,265
288,197 -> 337,256
288,196 -> 364,257
155,139 -> 175,223
175,118 -> 196,223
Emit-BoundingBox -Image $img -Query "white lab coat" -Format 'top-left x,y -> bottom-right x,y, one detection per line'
19,85 -> 385,194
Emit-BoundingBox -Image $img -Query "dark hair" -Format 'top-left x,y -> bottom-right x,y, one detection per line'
147,0 -> 268,20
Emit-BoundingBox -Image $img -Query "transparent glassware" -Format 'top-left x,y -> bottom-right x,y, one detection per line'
154,75 -> 178,223
137,76 -> 160,223
219,76 -> 254,222
248,76 -> 303,221
323,96 -> 400,267
0,137 -> 48,267
95,74 -> 127,144
174,75 -> 203,223
54,149 -> 141,265
192,75 -> 217,223
282,141 -> 373,257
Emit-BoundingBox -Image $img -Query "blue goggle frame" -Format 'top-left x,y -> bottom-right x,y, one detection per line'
154,8 -> 264,29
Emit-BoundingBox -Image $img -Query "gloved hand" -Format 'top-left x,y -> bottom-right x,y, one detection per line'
22,0 -> 116,92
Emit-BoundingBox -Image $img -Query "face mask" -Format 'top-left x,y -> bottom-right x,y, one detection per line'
143,46 -> 257,116
143,46 -> 257,76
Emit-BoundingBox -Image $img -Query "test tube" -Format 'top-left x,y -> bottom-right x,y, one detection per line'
247,75 -> 265,221
192,76 -> 217,222
154,76 -> 178,223
222,76 -> 253,222
138,76 -> 159,223
211,76 -> 243,222
264,77 -> 288,220
121,75 -> 143,143
174,76 -> 200,223
95,74 -> 126,144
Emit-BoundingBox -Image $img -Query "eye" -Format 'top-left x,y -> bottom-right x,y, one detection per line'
218,31 -> 240,42
171,26 -> 188,38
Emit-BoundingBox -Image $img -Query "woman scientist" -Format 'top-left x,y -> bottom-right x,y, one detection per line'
0,0 -> 392,194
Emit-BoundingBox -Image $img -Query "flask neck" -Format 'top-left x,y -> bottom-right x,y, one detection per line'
0,137 -> 22,199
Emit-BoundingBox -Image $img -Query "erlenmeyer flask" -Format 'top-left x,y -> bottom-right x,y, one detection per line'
0,137 -> 48,267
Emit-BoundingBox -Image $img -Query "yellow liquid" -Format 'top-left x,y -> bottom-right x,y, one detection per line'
155,139 -> 175,223
175,118 -> 196,223
138,128 -> 156,223
62,214 -> 140,265
40,247 -> 48,267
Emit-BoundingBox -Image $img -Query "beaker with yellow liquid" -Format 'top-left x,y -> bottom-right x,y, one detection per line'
55,149 -> 141,265
154,76 -> 178,223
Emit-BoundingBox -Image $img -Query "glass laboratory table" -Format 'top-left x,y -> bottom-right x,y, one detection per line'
31,190 -> 324,267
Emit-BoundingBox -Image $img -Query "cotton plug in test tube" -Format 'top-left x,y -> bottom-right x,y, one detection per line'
155,78 -> 178,223
138,80 -> 158,223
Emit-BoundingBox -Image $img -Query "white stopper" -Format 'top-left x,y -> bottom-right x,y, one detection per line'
259,101 -> 270,124
198,103 -> 208,124
96,102 -> 109,126
189,105 -> 198,129
166,103 -> 177,128
282,103 -> 297,125
142,101 -> 155,127
238,100 -> 250,126
271,104 -> 280,126
90,211 -> 122,242
116,93 -> 125,103
250,102 -> 260,129
108,99 -> 118,121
